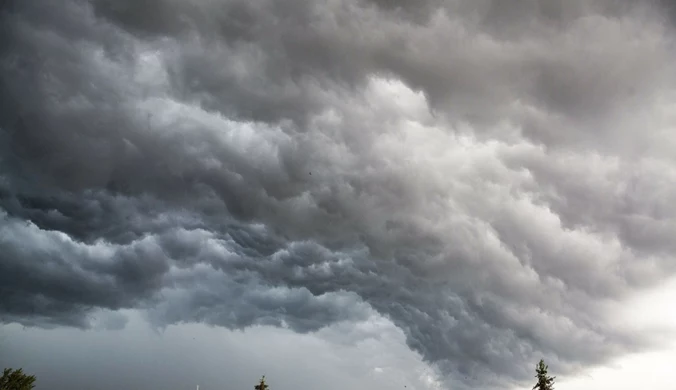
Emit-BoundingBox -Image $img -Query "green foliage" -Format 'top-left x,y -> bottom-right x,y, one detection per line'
254,375 -> 269,390
532,359 -> 555,390
0,368 -> 36,390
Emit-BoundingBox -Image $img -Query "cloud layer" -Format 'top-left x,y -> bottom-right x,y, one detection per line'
2,0 -> 676,388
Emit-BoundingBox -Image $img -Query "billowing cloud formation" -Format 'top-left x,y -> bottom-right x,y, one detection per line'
2,0 -> 676,388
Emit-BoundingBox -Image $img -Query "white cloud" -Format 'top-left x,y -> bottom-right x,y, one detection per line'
556,277 -> 676,389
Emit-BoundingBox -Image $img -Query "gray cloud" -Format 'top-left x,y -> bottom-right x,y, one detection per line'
1,311 -> 447,390
2,0 -> 676,389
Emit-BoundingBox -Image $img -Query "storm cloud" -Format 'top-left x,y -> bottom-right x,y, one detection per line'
2,0 -> 676,388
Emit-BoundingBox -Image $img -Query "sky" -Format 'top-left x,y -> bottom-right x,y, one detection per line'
1,0 -> 676,389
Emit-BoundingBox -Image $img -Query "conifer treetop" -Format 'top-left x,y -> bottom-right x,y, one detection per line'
532,359 -> 555,390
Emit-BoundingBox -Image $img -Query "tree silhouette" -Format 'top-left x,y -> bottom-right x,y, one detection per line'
532,359 -> 555,390
0,368 -> 36,390
254,375 -> 269,390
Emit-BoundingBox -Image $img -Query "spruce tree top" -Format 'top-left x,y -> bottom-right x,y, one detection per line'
254,375 -> 269,390
533,359 -> 555,390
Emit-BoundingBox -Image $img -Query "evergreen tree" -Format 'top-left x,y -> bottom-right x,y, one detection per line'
254,375 -> 269,390
0,368 -> 36,390
532,359 -> 555,390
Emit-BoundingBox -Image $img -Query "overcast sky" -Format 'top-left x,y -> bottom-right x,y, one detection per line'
2,0 -> 676,389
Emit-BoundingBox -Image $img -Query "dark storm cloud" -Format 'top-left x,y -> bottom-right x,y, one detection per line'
0,210 -> 371,333
87,0 -> 673,148
2,0 -> 676,389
